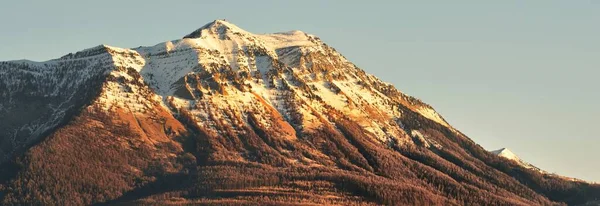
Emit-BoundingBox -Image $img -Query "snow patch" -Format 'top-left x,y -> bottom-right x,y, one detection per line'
416,107 -> 448,126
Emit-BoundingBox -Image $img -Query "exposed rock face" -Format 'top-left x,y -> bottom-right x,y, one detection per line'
0,20 -> 598,205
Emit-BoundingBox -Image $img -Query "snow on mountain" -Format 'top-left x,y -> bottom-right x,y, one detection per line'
2,19 -> 598,206
0,19 -> 453,163
0,47 -> 117,162
491,148 -> 542,171
491,148 -> 593,183
122,20 -> 450,144
491,148 -> 520,161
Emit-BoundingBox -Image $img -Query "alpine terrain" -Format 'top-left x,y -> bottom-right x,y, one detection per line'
0,20 -> 598,205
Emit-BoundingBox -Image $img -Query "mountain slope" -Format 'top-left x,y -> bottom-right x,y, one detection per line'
1,20 -> 598,205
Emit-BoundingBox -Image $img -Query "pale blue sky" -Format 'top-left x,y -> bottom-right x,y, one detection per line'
1,1 -> 598,182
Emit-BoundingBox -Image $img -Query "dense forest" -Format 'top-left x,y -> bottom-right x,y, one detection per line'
1,103 -> 598,205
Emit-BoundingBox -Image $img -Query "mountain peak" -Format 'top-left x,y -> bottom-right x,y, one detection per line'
491,147 -> 509,154
200,19 -> 240,31
491,148 -> 519,160
491,147 -> 541,171
184,19 -> 249,39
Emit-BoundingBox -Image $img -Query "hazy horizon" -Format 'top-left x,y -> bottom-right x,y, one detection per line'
1,1 -> 598,182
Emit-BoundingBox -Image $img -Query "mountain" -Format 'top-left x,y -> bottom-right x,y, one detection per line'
1,20 -> 599,205
491,148 -> 592,184
490,148 -> 540,171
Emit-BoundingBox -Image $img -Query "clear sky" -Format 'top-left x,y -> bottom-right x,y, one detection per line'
1,1 -> 598,182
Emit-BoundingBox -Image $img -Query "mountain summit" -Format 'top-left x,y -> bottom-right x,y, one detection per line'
491,148 -> 520,161
491,148 -> 540,171
0,20 -> 598,205
184,19 -> 250,39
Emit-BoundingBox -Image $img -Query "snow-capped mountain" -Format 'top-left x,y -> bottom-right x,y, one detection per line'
491,148 -> 593,184
0,19 -> 447,164
491,148 -> 542,171
1,20 -> 598,205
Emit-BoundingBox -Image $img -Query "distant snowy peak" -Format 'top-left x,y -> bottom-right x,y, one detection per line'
491,148 -> 592,183
491,148 -> 545,172
491,148 -> 521,161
